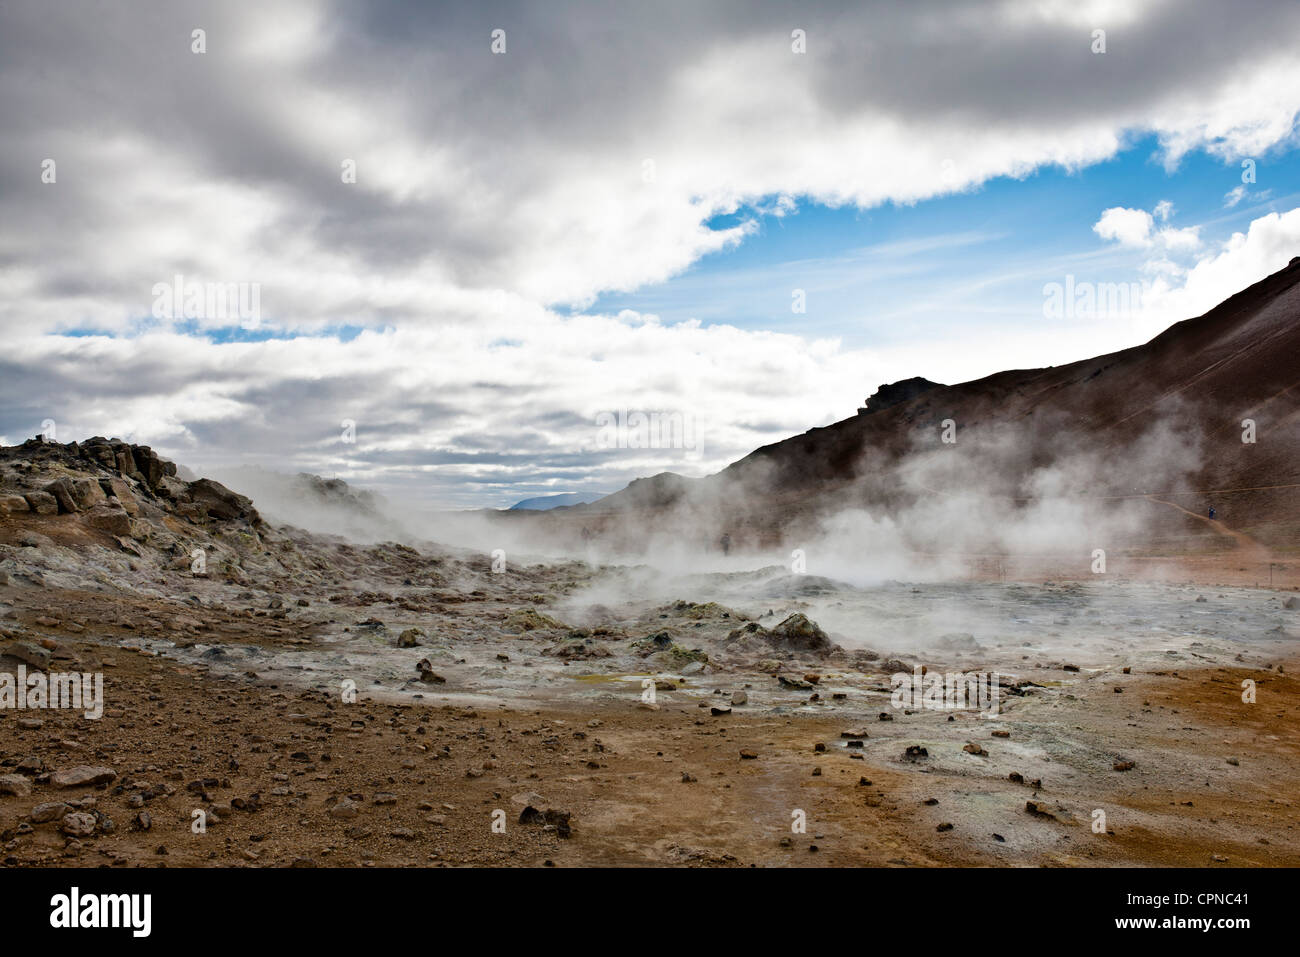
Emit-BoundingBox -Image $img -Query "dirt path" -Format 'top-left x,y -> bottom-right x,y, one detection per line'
1144,494 -> 1274,558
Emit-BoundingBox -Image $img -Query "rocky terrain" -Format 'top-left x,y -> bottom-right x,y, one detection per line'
2,437 -> 1298,867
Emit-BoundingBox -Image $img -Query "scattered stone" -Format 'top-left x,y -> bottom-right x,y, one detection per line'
31,801 -> 71,823
50,766 -> 116,789
416,659 -> 445,684
60,812 -> 98,837
397,628 -> 424,648
328,798 -> 360,820
0,775 -> 33,798
518,805 -> 572,838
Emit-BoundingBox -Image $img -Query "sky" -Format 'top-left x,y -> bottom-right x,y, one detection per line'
2,0 -> 1299,508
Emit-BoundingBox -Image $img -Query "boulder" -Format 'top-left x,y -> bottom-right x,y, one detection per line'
131,446 -> 167,489
97,477 -> 140,514
114,448 -> 142,481
0,494 -> 30,515
186,478 -> 260,524
23,491 -> 58,515
83,504 -> 133,536
768,613 -> 834,654
44,477 -> 105,513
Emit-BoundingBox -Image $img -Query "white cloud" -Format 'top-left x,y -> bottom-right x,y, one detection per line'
1135,207 -> 1300,337
1094,207 -> 1200,253
1157,225 -> 1202,251
1094,207 -> 1155,247
4,0 -> 1300,332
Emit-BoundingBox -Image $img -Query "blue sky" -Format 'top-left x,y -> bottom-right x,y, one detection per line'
587,134 -> 1300,368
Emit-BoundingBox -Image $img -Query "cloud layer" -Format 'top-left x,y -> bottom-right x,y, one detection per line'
3,0 -> 1299,505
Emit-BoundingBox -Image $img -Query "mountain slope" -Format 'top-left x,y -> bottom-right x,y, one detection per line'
538,257 -> 1300,557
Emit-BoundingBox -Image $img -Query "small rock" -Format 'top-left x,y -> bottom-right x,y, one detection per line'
0,775 -> 32,798
60,812 -> 98,837
30,802 -> 70,823
328,798 -> 360,820
50,766 -> 116,789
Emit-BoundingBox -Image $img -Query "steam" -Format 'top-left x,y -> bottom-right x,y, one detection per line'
202,398 -> 1211,615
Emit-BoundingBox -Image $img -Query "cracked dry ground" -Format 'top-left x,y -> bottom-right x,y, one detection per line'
2,589 -> 1298,868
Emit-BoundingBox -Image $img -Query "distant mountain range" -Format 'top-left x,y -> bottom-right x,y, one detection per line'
507,491 -> 605,511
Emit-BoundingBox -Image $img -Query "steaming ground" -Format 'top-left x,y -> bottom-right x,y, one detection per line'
5,534 -> 1298,865
2,439 -> 1297,866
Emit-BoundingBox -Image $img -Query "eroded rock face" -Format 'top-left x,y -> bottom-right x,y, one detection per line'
860,376 -> 944,415
83,503 -> 134,536
0,493 -> 31,514
23,490 -> 58,515
0,437 -> 262,536
44,476 -> 106,513
182,478 -> 260,524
